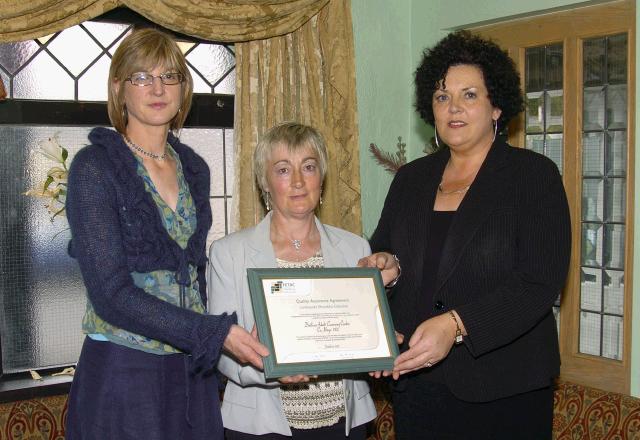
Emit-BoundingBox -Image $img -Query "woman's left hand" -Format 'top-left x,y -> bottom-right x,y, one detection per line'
393,313 -> 456,377
358,252 -> 399,286
369,331 -> 405,379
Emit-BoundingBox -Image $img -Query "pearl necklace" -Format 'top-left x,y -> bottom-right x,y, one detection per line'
123,135 -> 168,161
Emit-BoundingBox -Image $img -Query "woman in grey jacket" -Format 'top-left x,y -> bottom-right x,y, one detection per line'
208,122 -> 393,439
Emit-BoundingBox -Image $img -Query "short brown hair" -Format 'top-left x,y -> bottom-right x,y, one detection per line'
107,28 -> 193,133
253,122 -> 328,197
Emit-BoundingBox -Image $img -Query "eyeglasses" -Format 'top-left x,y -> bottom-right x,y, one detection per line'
126,72 -> 184,86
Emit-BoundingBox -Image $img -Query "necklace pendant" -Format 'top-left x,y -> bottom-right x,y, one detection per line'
292,239 -> 302,251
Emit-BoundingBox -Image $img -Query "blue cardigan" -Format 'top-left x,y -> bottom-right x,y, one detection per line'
66,127 -> 235,374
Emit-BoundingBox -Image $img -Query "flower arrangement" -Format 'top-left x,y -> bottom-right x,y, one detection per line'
24,136 -> 69,221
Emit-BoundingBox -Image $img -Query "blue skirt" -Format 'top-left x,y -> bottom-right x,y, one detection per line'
65,337 -> 224,440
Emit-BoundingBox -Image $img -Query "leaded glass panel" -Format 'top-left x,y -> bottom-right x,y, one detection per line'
525,133 -> 544,154
180,128 -> 226,197
607,131 -> 627,176
77,54 -> 111,102
81,22 -> 129,47
607,84 -> 627,130
0,41 -> 39,75
578,33 -> 628,360
0,22 -> 235,102
524,44 -> 564,173
583,38 -> 606,86
524,43 -> 565,337
580,267 -> 602,311
603,269 -> 624,315
13,52 -> 74,100
581,223 -> 603,267
604,178 -> 626,223
525,91 -> 544,134
579,311 -> 601,356
582,132 -> 604,177
0,126 -> 88,372
582,178 -> 603,222
602,315 -> 623,360
583,86 -> 605,130
47,26 -> 102,76
607,34 -> 628,84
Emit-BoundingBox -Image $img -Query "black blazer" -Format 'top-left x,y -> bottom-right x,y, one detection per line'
370,139 -> 571,402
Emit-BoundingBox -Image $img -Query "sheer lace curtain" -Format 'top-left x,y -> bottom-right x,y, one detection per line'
0,0 -> 362,233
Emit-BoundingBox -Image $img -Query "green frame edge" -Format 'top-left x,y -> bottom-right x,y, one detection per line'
247,267 -> 399,380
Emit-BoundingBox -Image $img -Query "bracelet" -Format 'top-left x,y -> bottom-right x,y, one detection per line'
386,254 -> 402,288
449,310 -> 463,345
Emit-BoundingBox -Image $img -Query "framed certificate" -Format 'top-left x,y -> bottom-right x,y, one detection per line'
247,267 -> 399,379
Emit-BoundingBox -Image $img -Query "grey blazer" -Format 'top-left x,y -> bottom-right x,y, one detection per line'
208,212 -> 377,436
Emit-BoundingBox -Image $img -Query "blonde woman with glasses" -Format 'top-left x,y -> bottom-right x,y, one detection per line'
65,28 -> 267,440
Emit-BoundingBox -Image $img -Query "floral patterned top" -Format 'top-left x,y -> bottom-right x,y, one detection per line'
83,145 -> 206,354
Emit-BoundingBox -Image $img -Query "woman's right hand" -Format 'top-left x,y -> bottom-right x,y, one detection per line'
223,324 -> 269,369
358,252 -> 400,286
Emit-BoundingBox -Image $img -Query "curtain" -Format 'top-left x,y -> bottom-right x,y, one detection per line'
233,0 -> 361,233
0,0 -> 362,234
0,0 -> 328,43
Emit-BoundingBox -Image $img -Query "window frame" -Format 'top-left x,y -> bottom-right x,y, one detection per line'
470,0 -> 635,394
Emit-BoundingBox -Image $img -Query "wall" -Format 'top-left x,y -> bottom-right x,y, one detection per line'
352,0 -> 639,396
351,0 -> 413,237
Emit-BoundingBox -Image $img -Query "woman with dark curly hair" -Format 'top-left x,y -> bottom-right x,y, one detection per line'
368,31 -> 571,439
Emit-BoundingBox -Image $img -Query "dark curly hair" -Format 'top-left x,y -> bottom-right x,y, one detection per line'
415,30 -> 524,131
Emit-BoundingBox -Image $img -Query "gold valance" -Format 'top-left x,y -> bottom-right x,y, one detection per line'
0,0 -> 329,43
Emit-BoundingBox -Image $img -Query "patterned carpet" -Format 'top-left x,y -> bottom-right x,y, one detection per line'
0,380 -> 638,439
0,394 -> 66,440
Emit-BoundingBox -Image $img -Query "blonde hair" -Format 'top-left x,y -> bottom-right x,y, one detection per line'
253,122 -> 328,197
107,28 -> 193,133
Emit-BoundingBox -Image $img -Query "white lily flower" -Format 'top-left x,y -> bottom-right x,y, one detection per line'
25,135 -> 72,223
38,137 -> 65,164
47,167 -> 67,181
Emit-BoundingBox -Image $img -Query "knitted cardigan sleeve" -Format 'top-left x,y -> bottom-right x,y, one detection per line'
66,145 -> 236,374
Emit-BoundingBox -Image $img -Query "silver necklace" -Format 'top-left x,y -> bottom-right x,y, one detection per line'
438,181 -> 471,196
123,135 -> 168,161
292,239 -> 302,251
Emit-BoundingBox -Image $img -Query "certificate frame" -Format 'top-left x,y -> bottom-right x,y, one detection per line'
247,267 -> 399,379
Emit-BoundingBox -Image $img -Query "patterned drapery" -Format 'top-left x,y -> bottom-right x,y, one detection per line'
0,0 -> 362,233
233,0 -> 361,232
